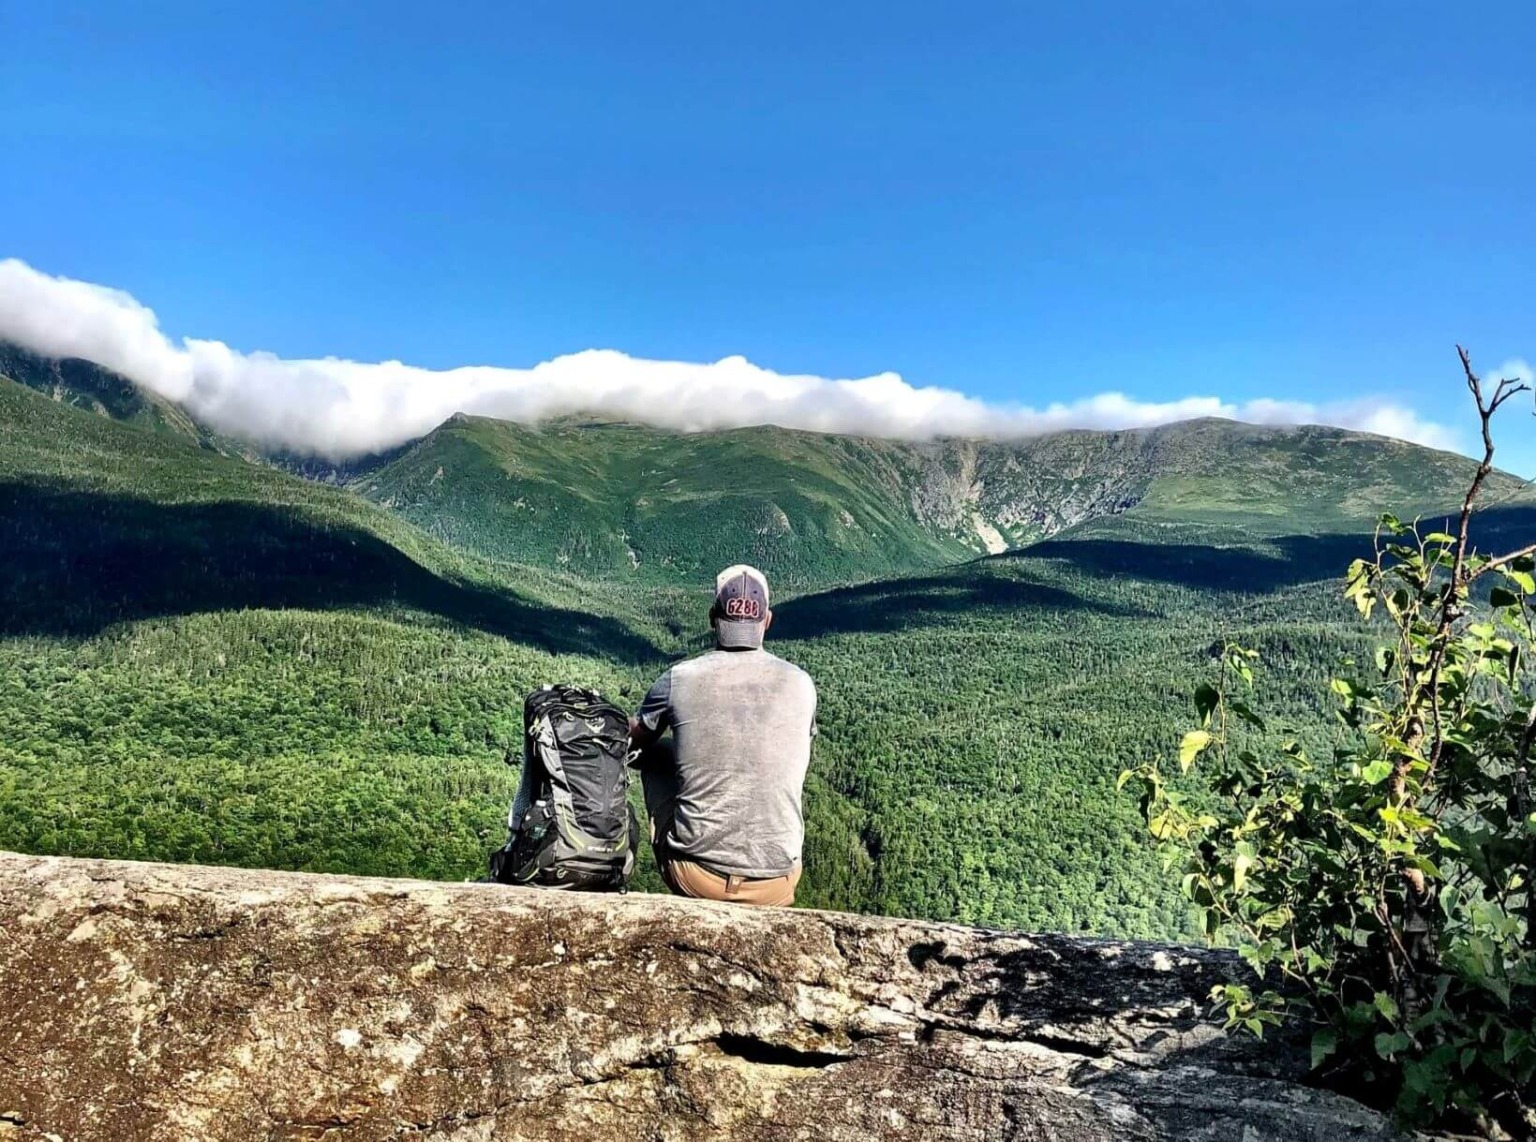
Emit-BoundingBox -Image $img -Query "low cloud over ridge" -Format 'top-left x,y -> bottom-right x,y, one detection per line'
1,258 -> 1463,460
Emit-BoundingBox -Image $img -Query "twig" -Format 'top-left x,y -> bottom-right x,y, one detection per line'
1468,542 -> 1536,582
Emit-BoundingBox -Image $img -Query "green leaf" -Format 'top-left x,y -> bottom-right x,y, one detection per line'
1230,839 -> 1257,893
1360,759 -> 1393,786
1311,1029 -> 1338,1071
1179,730 -> 1212,773
1375,1030 -> 1410,1059
1374,646 -> 1395,676
1373,992 -> 1400,1022
1439,886 -> 1461,920
1507,568 -> 1536,594
1253,907 -> 1290,931
1233,852 -> 1252,892
1193,684 -> 1220,728
1398,1056 -> 1440,1101
1490,587 -> 1520,609
1348,585 -> 1375,619
1423,531 -> 1457,545
1503,1029 -> 1531,1064
1228,700 -> 1267,731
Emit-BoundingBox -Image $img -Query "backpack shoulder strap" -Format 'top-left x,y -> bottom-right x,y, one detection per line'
529,710 -> 578,819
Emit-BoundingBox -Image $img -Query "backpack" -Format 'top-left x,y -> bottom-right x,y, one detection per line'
488,685 -> 639,891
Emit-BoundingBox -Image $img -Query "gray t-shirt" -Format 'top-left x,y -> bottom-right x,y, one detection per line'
637,647 -> 817,878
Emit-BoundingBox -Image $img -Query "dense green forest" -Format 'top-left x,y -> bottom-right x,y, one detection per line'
1,347 -> 1529,940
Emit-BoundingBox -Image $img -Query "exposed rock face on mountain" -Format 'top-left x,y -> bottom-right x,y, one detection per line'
0,853 -> 1401,1141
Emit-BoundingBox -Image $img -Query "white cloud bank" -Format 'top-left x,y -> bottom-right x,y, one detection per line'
0,257 -> 1464,459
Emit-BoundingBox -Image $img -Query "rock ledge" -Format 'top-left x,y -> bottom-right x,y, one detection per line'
0,853 -> 1398,1140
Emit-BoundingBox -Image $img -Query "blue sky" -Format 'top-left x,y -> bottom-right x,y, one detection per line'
2,2 -> 1533,467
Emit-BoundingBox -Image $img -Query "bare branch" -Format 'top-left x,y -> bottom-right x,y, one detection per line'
1450,345 -> 1499,594
1468,542 -> 1536,583
1417,348 -> 1498,772
1489,374 -> 1532,416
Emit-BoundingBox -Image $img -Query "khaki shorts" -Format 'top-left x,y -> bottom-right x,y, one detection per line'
659,857 -> 801,907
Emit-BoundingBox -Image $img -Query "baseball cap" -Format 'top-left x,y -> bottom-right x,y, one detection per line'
713,564 -> 770,649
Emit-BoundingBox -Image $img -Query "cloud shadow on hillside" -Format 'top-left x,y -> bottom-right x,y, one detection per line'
1010,504 -> 1536,595
772,569 -> 1146,640
1010,534 -> 1376,594
0,481 -> 662,664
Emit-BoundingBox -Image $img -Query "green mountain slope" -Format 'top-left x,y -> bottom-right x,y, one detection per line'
0,375 -> 662,656
0,339 -> 253,455
969,417 -> 1508,535
351,415 -> 970,588
356,411 -> 1514,588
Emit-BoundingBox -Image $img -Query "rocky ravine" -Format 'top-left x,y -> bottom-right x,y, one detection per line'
0,853 -> 1399,1141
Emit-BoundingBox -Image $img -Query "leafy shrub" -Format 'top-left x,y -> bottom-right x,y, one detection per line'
1123,351 -> 1535,1135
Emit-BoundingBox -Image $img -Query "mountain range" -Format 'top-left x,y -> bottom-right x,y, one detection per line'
3,338 -> 1506,588
1,338 -> 1529,938
354,409 -> 1497,587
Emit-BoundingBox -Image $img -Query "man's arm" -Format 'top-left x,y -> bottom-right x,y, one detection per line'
806,673 -> 819,744
628,670 -> 673,766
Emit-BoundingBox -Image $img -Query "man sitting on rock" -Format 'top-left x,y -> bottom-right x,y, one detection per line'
628,564 -> 817,907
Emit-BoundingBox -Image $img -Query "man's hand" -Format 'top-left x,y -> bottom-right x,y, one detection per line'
627,716 -> 660,762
